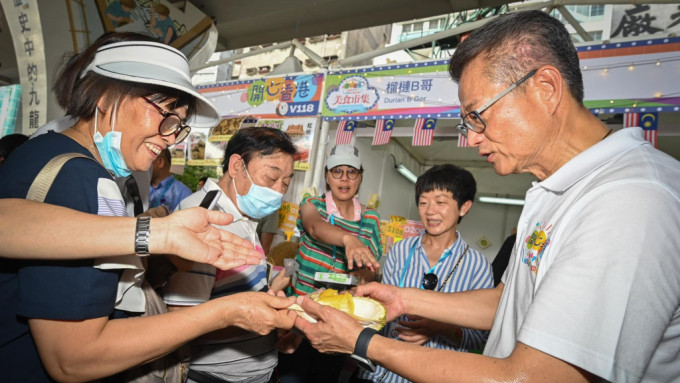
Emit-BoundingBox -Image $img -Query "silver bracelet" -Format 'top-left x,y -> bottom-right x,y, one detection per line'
135,216 -> 151,256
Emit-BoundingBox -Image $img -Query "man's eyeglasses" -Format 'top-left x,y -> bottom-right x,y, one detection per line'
456,69 -> 538,138
143,97 -> 191,144
421,273 -> 438,290
329,167 -> 362,180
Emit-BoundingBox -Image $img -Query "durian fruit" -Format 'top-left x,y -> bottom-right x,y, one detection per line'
289,289 -> 386,330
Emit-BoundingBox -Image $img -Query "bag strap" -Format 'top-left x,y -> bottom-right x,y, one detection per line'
26,153 -> 96,202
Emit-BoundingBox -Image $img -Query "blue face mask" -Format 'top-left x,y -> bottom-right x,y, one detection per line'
233,161 -> 283,219
93,104 -> 131,178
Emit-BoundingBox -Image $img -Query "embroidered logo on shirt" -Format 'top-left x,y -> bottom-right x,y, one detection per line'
521,222 -> 552,274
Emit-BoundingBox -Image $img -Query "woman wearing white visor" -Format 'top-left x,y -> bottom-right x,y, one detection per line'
0,32 -> 297,382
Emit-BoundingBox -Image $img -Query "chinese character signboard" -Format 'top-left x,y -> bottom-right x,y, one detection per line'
199,73 -> 324,119
611,4 -> 680,39
1,0 -> 47,135
321,60 -> 460,121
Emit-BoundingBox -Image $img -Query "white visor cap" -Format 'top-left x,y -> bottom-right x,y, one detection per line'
82,41 -> 220,128
326,144 -> 362,170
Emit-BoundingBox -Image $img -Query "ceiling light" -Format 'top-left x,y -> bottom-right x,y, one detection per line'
478,196 -> 525,206
396,164 -> 417,183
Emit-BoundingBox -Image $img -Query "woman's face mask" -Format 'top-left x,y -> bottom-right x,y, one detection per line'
93,102 -> 132,177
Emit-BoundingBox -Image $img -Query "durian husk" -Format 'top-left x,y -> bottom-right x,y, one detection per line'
289,289 -> 386,331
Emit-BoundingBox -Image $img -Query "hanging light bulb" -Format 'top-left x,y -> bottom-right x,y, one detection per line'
628,63 -> 635,71
656,60 -> 661,66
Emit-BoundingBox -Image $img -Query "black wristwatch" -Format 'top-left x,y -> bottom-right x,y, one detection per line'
351,327 -> 378,372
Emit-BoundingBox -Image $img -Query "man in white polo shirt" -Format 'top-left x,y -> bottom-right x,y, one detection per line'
294,10 -> 680,383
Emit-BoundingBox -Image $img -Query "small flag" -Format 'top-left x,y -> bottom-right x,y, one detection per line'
640,112 -> 658,147
623,112 -> 639,128
457,134 -> 469,148
372,119 -> 395,146
412,118 -> 436,146
624,112 -> 658,147
335,120 -> 356,145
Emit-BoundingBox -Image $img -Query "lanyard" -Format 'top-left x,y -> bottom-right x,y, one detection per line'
329,213 -> 364,271
398,235 -> 456,289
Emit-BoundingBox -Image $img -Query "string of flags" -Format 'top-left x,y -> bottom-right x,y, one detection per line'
337,118 -> 477,147
623,112 -> 658,147
335,113 -> 662,148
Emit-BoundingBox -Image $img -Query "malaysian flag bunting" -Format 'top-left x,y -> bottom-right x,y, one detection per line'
412,118 -> 436,146
640,112 -> 658,147
457,134 -> 469,148
623,112 -> 639,128
335,120 -> 356,145
372,119 -> 395,146
624,112 -> 658,147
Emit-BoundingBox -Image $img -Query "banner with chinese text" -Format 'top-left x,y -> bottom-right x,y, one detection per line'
1,0 -> 47,135
198,73 -> 324,119
321,60 -> 460,121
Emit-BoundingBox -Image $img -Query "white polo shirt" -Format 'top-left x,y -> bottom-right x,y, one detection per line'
484,128 -> 680,382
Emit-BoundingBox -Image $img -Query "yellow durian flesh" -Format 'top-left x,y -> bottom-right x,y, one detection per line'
301,289 -> 386,331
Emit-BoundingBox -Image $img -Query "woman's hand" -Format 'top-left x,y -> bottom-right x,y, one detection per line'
396,315 -> 440,345
342,235 -> 380,271
152,207 -> 262,270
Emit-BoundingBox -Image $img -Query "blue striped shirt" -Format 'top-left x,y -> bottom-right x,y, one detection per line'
358,233 -> 493,383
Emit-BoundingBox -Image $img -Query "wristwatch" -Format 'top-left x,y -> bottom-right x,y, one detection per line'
351,327 -> 378,372
135,216 -> 151,256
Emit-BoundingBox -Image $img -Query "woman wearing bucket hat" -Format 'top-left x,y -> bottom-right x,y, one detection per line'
277,144 -> 383,383
0,32 -> 296,383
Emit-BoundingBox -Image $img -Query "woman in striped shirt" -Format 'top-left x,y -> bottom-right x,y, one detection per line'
354,164 -> 493,383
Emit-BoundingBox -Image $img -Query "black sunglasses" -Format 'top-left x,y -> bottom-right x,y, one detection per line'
143,97 -> 191,144
421,273 -> 438,290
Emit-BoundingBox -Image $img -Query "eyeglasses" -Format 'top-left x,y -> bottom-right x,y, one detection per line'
329,167 -> 362,180
456,69 -> 538,138
421,273 -> 438,290
143,97 -> 191,144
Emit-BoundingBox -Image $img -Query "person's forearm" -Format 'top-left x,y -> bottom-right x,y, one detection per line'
31,300 -> 228,382
402,284 -> 503,331
0,199 -> 135,259
367,335 -> 506,383
0,199 -> 179,260
304,217 -> 348,247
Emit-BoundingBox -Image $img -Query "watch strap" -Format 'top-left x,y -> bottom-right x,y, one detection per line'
353,327 -> 378,359
135,216 -> 151,256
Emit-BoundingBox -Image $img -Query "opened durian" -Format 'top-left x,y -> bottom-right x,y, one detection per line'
289,289 -> 386,330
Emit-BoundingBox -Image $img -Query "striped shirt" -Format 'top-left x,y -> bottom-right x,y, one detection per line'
358,233 -> 493,383
287,195 -> 382,296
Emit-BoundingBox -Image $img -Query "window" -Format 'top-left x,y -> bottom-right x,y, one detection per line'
428,18 -> 445,31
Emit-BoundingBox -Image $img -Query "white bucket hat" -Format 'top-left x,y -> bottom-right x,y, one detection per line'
327,144 -> 362,169
82,40 -> 220,128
